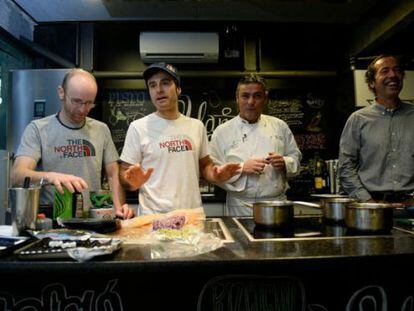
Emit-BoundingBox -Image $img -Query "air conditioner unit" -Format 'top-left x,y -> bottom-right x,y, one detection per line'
140,32 -> 219,64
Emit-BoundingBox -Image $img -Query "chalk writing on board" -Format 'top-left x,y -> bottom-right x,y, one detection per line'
346,285 -> 387,311
197,100 -> 236,139
0,279 -> 124,310
294,133 -> 326,150
203,277 -> 413,311
103,89 -> 333,154
102,90 -> 236,147
178,94 -> 192,117
166,93 -> 236,140
105,90 -> 151,127
267,98 -> 304,127
306,93 -> 326,109
102,90 -> 154,153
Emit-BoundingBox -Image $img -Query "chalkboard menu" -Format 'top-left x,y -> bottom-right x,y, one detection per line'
267,90 -> 330,152
101,90 -> 154,154
100,82 -> 335,199
265,90 -> 333,198
101,88 -> 239,153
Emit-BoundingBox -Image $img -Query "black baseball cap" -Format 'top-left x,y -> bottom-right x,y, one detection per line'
143,62 -> 181,87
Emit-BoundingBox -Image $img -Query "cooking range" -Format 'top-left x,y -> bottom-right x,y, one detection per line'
233,216 -> 414,242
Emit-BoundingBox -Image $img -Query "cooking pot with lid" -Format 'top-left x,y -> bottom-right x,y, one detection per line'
345,202 -> 394,232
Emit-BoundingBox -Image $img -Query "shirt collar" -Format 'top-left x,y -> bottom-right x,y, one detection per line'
372,100 -> 402,115
237,114 -> 262,125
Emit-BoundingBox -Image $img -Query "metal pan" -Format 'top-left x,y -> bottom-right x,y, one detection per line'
295,198 -> 355,222
345,203 -> 394,232
242,201 -> 294,228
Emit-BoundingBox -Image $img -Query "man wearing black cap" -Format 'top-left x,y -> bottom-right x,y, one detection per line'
119,63 -> 241,215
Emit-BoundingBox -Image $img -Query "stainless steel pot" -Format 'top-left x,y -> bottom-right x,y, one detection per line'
294,197 -> 355,222
345,203 -> 394,232
242,201 -> 294,227
320,197 -> 355,222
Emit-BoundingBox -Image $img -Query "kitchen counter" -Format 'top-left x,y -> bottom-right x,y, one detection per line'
1,217 -> 414,310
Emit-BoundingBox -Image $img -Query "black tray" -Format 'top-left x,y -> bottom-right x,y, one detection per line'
0,236 -> 38,258
58,218 -> 120,233
15,236 -> 122,260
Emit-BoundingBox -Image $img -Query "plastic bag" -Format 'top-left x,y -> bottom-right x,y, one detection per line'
31,229 -> 122,262
66,238 -> 122,262
136,226 -> 223,259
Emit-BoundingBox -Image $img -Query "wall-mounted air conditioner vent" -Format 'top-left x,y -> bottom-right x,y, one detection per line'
140,32 -> 219,63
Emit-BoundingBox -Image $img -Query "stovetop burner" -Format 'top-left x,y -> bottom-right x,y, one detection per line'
233,216 -> 413,242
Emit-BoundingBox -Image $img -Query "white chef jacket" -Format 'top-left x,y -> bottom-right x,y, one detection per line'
210,115 -> 302,216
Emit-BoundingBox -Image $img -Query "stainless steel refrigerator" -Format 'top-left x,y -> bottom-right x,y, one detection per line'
8,69 -> 70,155
1,69 -> 69,224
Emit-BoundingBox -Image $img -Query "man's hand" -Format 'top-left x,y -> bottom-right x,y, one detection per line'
243,157 -> 269,175
46,172 -> 88,194
212,162 -> 241,183
115,203 -> 135,219
266,152 -> 286,171
123,164 -> 154,190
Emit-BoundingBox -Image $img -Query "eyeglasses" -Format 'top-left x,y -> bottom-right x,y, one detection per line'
65,94 -> 96,108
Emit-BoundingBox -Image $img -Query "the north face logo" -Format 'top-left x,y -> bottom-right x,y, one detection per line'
54,139 -> 96,158
159,138 -> 193,153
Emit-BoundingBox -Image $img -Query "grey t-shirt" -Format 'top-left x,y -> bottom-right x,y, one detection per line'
16,114 -> 119,205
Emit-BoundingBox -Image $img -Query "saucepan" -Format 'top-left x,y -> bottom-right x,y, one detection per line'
345,202 -> 395,232
242,197 -> 357,227
294,197 -> 356,222
242,201 -> 294,228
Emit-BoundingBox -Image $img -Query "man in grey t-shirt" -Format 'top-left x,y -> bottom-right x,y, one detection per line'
11,69 -> 134,219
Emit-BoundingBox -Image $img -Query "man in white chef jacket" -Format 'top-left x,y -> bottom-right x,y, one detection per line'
210,74 -> 302,216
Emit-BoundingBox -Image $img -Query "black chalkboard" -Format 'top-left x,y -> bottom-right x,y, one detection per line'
101,88 -> 238,152
101,89 -> 154,154
265,90 -> 333,198
99,82 -> 335,199
266,90 -> 330,152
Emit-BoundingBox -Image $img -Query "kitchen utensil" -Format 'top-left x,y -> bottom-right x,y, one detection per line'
10,185 -> 41,236
242,201 -> 294,228
23,176 -> 31,188
345,203 -> 394,232
295,198 -> 355,222
319,197 -> 355,222
310,194 -> 349,199
325,159 -> 339,194
58,218 -> 120,233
